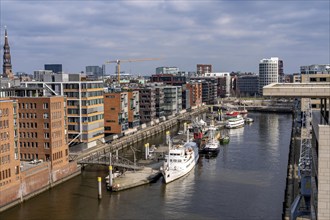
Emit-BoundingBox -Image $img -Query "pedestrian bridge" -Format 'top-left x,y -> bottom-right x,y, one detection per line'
77,151 -> 144,170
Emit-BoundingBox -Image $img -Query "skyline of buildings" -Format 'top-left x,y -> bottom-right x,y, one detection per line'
2,27 -> 329,78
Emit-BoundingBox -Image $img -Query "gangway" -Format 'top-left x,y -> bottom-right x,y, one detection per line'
77,152 -> 144,170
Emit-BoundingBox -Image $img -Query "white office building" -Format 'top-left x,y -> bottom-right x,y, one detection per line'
258,57 -> 283,95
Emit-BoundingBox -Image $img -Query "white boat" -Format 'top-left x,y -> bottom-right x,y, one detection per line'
201,123 -> 220,153
225,115 -> 245,129
245,117 -> 254,123
160,141 -> 199,184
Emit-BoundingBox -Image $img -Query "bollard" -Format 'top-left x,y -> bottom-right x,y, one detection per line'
98,177 -> 102,199
109,166 -> 113,190
166,131 -> 170,145
147,143 -> 149,159
145,143 -> 148,160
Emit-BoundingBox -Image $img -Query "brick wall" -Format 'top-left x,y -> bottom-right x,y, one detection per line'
52,161 -> 79,182
0,181 -> 20,208
0,162 -> 79,211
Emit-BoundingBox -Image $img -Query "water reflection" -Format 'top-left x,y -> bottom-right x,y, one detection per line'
228,127 -> 244,137
162,169 -> 198,219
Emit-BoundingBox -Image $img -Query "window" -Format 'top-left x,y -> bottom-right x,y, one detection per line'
43,113 -> 49,119
44,133 -> 49,139
44,142 -> 50,148
43,103 -> 49,109
44,123 -> 49,129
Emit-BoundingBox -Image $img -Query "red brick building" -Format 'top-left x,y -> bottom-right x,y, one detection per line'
186,82 -> 202,107
104,92 -> 129,135
15,97 -> 69,169
0,98 -> 20,193
197,64 -> 212,76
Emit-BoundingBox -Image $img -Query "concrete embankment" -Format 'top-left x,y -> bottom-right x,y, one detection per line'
282,112 -> 300,219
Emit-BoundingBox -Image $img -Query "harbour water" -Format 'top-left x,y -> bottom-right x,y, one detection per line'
0,112 -> 292,220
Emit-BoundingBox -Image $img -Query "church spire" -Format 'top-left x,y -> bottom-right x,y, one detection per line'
3,26 -> 14,79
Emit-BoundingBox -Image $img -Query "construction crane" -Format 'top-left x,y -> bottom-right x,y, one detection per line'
105,58 -> 162,83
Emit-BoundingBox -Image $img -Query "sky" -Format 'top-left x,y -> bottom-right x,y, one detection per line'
1,0 -> 329,75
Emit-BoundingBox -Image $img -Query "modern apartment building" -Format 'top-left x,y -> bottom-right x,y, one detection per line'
150,74 -> 186,86
86,65 -> 105,80
163,86 -> 182,116
104,91 -> 129,136
139,87 -> 157,123
202,79 -> 217,104
154,87 -> 165,118
204,72 -> 231,97
258,57 -> 283,95
156,67 -> 179,74
44,64 -> 62,74
197,64 -> 212,76
127,90 -> 140,128
236,74 -> 259,97
0,98 -> 20,190
33,70 -> 54,81
186,81 -> 202,108
15,96 -> 68,168
181,84 -> 190,110
22,77 -> 104,146
300,64 -> 330,74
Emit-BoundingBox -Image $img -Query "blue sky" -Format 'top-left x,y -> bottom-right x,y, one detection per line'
1,0 -> 329,75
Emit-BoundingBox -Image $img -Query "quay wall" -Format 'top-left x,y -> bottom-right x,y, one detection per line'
282,112 -> 300,219
0,162 -> 80,212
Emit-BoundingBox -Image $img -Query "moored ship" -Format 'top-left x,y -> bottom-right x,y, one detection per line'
160,141 -> 199,184
225,115 -> 245,129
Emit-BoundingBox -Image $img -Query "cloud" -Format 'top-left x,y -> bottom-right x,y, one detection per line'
1,0 -> 329,74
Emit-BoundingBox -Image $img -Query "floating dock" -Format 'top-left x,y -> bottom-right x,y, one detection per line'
110,165 -> 162,192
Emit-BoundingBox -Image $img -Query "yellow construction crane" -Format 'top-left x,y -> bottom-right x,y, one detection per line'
105,58 -> 162,83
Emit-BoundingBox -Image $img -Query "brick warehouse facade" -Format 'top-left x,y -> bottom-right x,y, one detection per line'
0,97 -> 80,212
0,98 -> 21,205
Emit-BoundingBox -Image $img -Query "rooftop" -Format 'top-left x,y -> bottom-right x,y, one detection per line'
263,83 -> 330,98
